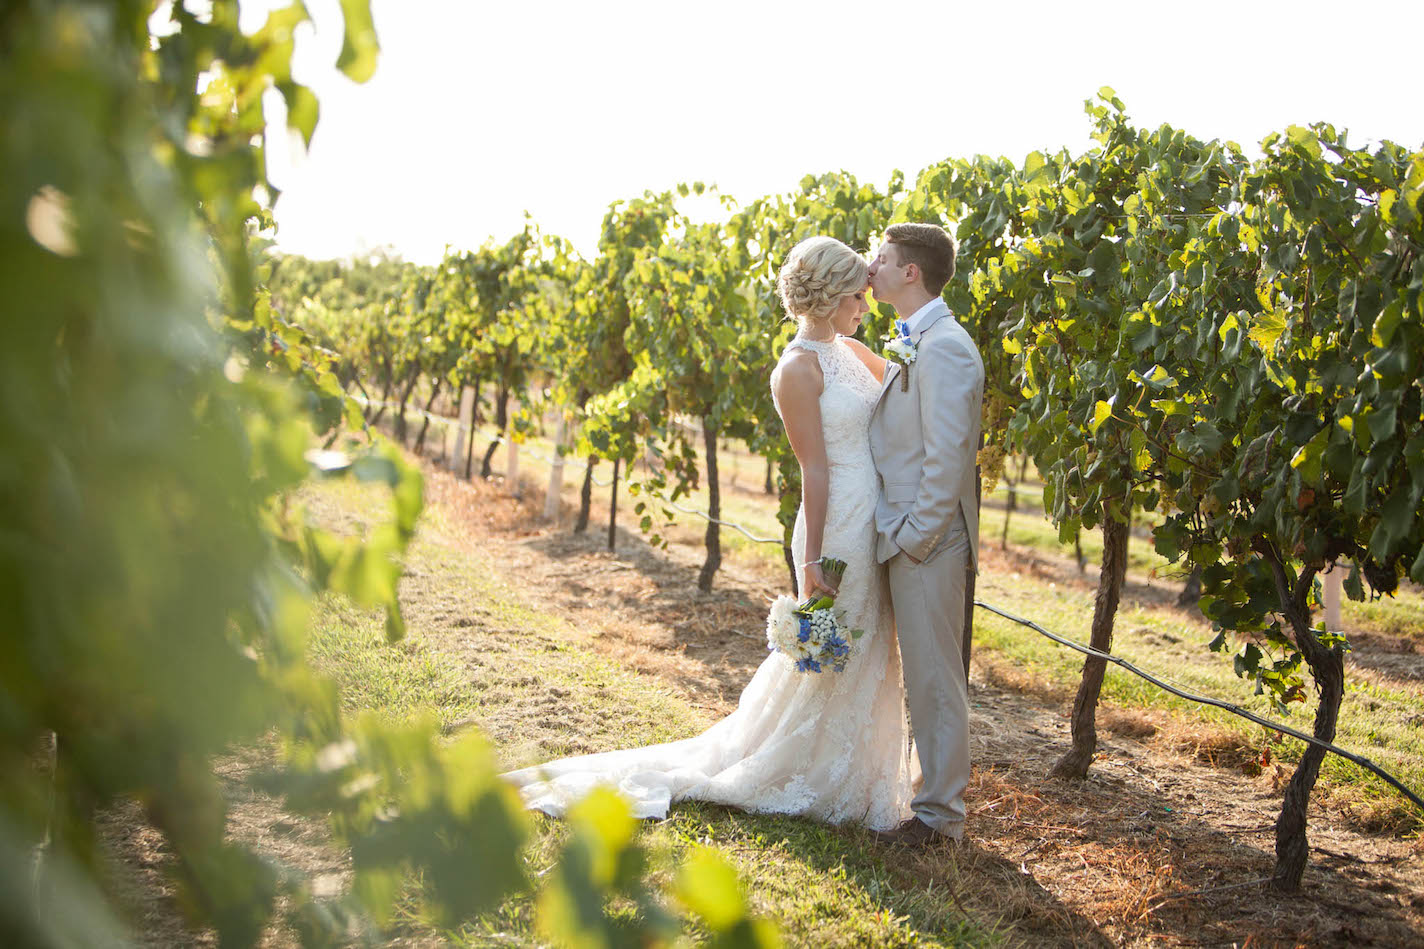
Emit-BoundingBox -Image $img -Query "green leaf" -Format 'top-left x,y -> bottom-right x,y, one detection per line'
1176,421 -> 1225,459
1091,399 -> 1114,434
336,0 -> 380,82
1336,564 -> 1363,606
1217,311 -> 1241,343
1366,402 -> 1398,444
1285,125 -> 1322,158
278,81 -> 320,148
1130,364 -> 1177,390
1343,465 -> 1367,515
1247,310 -> 1286,352
1234,642 -> 1263,679
1289,426 -> 1330,485
566,787 -> 637,887
1371,299 -> 1405,348
1150,398 -> 1191,418
1368,488 -> 1417,559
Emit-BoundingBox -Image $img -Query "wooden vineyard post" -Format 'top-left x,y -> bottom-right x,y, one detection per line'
451,386 -> 475,473
544,415 -> 566,520
506,439 -> 520,497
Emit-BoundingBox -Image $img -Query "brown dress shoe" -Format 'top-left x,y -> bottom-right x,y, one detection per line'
871,816 -> 959,847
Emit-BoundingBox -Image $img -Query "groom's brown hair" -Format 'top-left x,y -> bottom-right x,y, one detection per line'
885,223 -> 956,296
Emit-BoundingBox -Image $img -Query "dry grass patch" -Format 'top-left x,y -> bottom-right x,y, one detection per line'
975,654 -> 1075,706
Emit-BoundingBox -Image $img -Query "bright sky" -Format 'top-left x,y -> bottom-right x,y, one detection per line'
251,0 -> 1424,264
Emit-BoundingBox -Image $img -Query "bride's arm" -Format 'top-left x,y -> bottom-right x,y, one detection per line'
841,336 -> 888,384
771,352 -> 839,598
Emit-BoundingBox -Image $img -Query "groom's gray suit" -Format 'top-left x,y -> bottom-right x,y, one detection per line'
868,298 -> 984,838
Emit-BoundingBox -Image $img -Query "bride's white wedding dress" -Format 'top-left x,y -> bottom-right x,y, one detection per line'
502,336 -> 913,830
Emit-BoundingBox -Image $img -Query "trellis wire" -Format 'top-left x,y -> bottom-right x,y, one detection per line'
974,600 -> 1424,814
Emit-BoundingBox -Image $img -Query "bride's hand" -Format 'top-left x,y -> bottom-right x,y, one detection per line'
802,562 -> 839,600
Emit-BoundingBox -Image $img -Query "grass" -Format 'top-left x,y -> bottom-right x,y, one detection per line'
304,481 -> 705,759
1340,592 -> 1424,642
301,477 -> 1004,947
449,806 -> 999,949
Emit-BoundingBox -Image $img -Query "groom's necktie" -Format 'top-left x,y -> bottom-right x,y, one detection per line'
895,319 -> 910,339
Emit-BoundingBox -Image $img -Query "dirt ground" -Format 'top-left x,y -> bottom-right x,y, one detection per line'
101,460 -> 1424,947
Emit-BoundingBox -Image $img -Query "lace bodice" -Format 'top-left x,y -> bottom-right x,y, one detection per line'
772,336 -> 883,471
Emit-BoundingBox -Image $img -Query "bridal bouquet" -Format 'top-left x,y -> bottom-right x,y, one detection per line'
765,557 -> 865,673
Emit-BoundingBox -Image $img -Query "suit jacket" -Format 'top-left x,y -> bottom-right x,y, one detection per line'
869,300 -> 985,567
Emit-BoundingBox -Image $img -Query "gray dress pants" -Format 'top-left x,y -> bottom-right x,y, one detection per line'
887,511 -> 970,838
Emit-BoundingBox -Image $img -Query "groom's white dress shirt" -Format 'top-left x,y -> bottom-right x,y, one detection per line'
900,298 -> 944,337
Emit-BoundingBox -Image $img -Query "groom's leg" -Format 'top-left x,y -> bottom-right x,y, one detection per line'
888,521 -> 970,839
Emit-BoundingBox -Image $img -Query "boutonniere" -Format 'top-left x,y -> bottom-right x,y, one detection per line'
882,320 -> 917,391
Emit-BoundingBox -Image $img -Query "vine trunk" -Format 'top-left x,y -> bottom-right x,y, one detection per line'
1265,555 -> 1344,892
480,385 -> 509,479
1051,509 -> 1129,779
697,419 -> 722,593
575,458 -> 594,533
607,457 -> 620,551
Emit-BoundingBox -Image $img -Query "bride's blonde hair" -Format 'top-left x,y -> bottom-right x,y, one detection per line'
777,237 -> 867,327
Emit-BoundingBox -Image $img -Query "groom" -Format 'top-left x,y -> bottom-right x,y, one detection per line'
866,223 -> 984,845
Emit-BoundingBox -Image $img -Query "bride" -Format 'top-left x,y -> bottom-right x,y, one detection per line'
501,237 -> 913,830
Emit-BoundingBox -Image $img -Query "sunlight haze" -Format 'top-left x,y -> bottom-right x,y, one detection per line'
249,0 -> 1424,263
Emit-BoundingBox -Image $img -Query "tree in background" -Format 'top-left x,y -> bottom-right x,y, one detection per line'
567,191 -> 681,537
1001,94 -> 1250,779
1134,122 -> 1424,890
440,222 -> 540,478
621,216 -> 761,591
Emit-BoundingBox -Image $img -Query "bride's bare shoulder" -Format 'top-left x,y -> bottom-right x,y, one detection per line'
771,347 -> 823,396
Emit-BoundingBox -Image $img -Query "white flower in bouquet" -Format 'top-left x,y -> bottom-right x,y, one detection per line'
761,557 -> 865,674
765,594 -> 807,659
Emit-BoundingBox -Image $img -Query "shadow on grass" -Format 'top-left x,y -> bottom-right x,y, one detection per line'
643,801 -> 1107,948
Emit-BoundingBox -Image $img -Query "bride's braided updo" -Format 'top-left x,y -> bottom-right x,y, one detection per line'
777,236 -> 868,327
